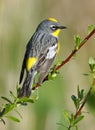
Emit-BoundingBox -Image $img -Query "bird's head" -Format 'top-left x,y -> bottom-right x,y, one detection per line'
36,17 -> 67,37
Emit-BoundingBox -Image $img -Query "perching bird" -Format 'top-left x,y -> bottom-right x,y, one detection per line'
18,18 -> 66,98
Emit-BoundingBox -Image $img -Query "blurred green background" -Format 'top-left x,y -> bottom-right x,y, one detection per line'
0,0 -> 95,130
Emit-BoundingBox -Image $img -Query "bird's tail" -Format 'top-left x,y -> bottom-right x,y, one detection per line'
18,71 -> 35,98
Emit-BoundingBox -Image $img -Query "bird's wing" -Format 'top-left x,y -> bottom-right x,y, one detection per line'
19,52 -> 27,84
36,36 -> 58,84
37,36 -> 58,70
19,32 -> 40,84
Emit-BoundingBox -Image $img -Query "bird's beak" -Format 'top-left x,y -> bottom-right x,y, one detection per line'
58,26 -> 67,29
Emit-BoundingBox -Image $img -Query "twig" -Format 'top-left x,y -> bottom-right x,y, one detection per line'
32,29 -> 95,90
74,79 -> 95,119
55,28 -> 95,70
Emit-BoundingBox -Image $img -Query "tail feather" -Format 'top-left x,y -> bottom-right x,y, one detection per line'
18,72 -> 35,98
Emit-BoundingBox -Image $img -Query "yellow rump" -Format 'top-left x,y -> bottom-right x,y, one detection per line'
26,57 -> 37,71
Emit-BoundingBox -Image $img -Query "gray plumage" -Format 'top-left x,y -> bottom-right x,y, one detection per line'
18,18 -> 66,98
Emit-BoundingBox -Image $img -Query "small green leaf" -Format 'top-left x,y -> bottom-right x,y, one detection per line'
73,115 -> 84,126
0,118 -> 6,125
48,71 -> 58,80
75,125 -> 78,130
10,91 -> 16,100
87,25 -> 95,35
71,95 -> 77,101
69,113 -> 74,123
5,116 -> 20,122
1,96 -> 12,104
25,98 -> 34,103
74,35 -> 82,50
1,104 -> 15,115
80,89 -> 84,101
17,97 -> 34,105
63,110 -> 70,123
14,109 -> 22,119
71,95 -> 79,110
56,122 -> 67,128
51,73 -> 57,78
89,57 -> 95,72
77,86 -> 80,99
77,86 -> 84,101
16,84 -> 21,96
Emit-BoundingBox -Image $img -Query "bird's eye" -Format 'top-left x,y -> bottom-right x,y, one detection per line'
50,25 -> 57,31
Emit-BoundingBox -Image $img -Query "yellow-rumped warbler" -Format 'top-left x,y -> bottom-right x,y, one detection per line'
18,18 -> 66,98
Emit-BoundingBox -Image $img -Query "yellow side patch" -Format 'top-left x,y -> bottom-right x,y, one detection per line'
52,29 -> 61,37
26,57 -> 37,71
56,42 -> 60,54
48,17 -> 58,22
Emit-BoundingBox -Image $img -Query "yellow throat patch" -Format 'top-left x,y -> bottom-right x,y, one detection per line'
52,29 -> 61,37
26,57 -> 37,71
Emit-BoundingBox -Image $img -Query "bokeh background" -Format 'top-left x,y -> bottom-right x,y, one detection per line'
0,0 -> 95,130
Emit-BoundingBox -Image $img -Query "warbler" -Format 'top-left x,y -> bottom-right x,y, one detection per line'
18,18 -> 66,98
